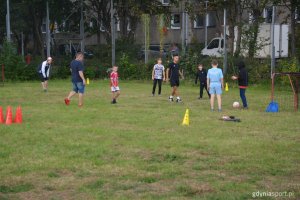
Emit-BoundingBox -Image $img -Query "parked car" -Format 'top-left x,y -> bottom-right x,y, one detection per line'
139,45 -> 169,60
84,50 -> 94,58
201,24 -> 289,58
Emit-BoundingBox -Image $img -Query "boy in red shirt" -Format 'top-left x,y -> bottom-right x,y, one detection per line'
110,66 -> 120,104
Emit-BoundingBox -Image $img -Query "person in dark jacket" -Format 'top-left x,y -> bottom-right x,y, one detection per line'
195,64 -> 210,99
231,60 -> 248,109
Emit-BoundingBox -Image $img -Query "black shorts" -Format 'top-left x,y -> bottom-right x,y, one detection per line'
170,79 -> 180,87
39,73 -> 48,82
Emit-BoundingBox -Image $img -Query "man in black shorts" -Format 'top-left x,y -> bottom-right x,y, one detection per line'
166,54 -> 184,102
37,57 -> 52,92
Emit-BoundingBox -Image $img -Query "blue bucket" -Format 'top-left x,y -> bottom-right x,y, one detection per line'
266,101 -> 279,112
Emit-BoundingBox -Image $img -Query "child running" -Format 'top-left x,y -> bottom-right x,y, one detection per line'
207,60 -> 224,112
110,66 -> 120,104
166,54 -> 184,103
152,58 -> 165,96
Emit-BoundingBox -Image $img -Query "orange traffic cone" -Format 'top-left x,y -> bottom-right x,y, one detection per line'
0,107 -> 4,124
5,106 -> 13,125
14,106 -> 22,124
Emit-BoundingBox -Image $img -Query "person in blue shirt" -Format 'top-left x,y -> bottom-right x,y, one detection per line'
207,60 -> 224,112
64,52 -> 86,107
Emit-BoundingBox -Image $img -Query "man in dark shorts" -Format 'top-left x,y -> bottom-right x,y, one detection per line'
38,57 -> 52,92
64,52 -> 86,107
166,54 -> 184,103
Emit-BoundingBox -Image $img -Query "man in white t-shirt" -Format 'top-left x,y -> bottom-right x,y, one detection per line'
38,57 -> 52,92
152,58 -> 165,96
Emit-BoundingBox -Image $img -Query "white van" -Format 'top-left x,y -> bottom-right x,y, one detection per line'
201,38 -> 224,57
201,24 -> 289,58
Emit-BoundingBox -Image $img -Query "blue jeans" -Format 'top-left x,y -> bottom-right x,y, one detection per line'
240,88 -> 248,108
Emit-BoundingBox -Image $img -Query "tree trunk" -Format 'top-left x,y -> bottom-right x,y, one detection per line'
97,13 -> 101,46
248,7 -> 261,58
228,24 -> 235,55
29,5 -> 44,57
248,23 -> 259,58
234,1 -> 242,57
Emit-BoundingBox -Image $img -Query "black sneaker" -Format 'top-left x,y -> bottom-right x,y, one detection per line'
169,97 -> 174,102
176,98 -> 182,103
111,99 -> 117,104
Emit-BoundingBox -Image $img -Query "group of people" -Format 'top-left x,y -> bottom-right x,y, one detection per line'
151,55 -> 249,111
63,52 -> 121,106
38,52 -> 248,110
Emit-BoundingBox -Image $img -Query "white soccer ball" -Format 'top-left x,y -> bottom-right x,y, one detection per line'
233,101 -> 240,108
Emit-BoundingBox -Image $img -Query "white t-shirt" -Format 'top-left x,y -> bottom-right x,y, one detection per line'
153,64 -> 165,79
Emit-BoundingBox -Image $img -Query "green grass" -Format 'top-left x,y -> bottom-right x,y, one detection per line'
0,80 -> 299,200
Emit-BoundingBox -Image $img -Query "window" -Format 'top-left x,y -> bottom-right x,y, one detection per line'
249,12 -> 254,24
263,7 -> 273,23
100,21 -> 106,32
162,0 -> 170,6
41,18 -> 46,33
207,39 -> 219,49
221,39 -> 224,48
116,17 -> 120,31
296,8 -> 300,22
127,18 -> 131,31
115,18 -> 130,32
171,14 -> 181,29
206,12 -> 216,27
194,15 -> 205,28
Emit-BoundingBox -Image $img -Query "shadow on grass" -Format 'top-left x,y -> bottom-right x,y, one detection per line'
0,183 -> 34,193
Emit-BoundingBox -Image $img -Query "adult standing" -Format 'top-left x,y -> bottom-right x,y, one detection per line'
170,43 -> 179,58
38,57 -> 52,92
64,52 -> 86,107
232,60 -> 249,109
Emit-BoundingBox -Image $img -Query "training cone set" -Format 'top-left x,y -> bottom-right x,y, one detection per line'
0,106 -> 23,125
182,109 -> 190,126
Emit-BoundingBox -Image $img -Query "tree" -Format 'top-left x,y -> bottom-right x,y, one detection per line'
2,0 -> 77,57
87,0 -> 111,44
114,0 -> 167,42
245,0 -> 269,58
281,0 -> 300,57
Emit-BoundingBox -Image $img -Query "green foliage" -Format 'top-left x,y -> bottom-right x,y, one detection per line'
0,183 -> 34,193
0,41 -> 28,81
277,57 -> 300,84
118,53 -> 151,80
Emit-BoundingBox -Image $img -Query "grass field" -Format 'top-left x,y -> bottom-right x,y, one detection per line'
0,80 -> 299,200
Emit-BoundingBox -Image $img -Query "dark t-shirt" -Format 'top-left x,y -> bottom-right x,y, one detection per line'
195,69 -> 207,83
71,60 -> 84,83
238,68 -> 248,87
168,62 -> 180,80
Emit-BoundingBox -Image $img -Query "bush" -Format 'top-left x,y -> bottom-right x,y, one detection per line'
118,53 -> 151,80
277,57 -> 300,84
0,41 -> 36,81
